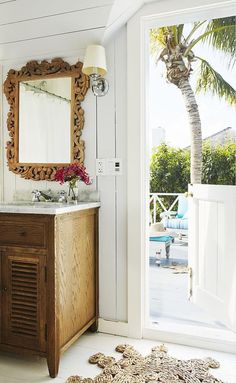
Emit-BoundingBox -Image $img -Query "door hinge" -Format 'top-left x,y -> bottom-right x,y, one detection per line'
188,266 -> 193,300
45,324 -> 47,341
44,266 -> 47,283
185,191 -> 193,198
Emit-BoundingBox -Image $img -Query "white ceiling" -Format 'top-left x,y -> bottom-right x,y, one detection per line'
0,0 -> 155,61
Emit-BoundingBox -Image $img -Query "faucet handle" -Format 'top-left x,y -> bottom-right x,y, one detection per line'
32,189 -> 40,195
58,190 -> 67,203
32,190 -> 41,202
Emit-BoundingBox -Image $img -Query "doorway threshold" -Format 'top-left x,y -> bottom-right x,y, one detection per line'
143,321 -> 236,354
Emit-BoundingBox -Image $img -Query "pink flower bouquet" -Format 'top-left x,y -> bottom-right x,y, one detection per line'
55,163 -> 91,200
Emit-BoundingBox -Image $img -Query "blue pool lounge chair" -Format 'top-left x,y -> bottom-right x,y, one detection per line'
161,194 -> 188,234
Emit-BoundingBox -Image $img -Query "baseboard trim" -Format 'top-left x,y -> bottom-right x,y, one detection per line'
98,319 -> 129,337
98,319 -> 236,354
143,327 -> 236,354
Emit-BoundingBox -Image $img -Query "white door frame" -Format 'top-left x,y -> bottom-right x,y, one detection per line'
127,0 -> 236,351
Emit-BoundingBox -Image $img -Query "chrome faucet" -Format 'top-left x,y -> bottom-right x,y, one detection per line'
39,189 -> 53,201
32,189 -> 67,203
31,189 -> 53,202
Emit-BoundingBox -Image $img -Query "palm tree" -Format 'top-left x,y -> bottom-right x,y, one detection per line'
150,17 -> 236,183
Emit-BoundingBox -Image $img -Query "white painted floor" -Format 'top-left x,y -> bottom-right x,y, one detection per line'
149,238 -> 226,328
0,332 -> 235,383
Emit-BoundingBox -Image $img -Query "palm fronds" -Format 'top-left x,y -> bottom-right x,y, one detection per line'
150,27 -> 167,63
184,24 -> 236,58
202,17 -> 236,66
185,21 -> 207,42
196,57 -> 236,106
150,27 -> 167,51
150,25 -> 186,64
175,24 -> 184,44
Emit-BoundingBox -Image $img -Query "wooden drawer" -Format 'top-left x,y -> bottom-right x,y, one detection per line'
0,218 -> 47,248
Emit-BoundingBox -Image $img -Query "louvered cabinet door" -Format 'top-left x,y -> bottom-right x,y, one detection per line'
1,251 -> 47,352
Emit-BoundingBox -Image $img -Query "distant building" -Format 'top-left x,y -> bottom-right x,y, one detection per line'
151,126 -> 165,149
185,127 -> 236,149
203,127 -> 236,146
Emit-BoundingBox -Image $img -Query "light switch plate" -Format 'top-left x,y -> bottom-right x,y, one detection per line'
107,158 -> 122,175
96,158 -> 122,176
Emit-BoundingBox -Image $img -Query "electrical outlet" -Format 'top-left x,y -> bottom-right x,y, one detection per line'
96,158 -> 122,176
96,159 -> 106,175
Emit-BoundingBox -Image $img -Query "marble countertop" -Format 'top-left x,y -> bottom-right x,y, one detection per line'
0,201 -> 100,215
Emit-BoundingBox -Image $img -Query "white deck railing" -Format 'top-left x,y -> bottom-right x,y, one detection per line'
149,192 -> 184,224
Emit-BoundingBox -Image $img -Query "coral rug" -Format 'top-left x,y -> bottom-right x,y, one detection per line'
66,344 -> 224,382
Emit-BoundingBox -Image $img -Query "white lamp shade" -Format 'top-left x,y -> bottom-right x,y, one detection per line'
82,45 -> 107,77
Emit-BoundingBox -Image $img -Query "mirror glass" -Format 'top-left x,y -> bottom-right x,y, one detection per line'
19,77 -> 71,163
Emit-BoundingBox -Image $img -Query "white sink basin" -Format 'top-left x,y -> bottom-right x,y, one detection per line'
3,201 -> 64,207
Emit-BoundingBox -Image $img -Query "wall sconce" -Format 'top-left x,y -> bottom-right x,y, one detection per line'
82,45 -> 109,97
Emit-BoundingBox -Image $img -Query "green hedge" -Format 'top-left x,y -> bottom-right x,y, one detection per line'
150,141 -> 236,193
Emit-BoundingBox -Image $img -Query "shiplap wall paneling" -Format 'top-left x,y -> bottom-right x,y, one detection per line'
97,42 -> 117,320
0,8 -> 110,44
0,26 -> 128,322
0,0 -> 114,61
81,87 -> 97,191
114,27 -> 127,322
0,0 -> 114,24
0,29 -> 106,62
97,30 -> 127,321
0,0 -> 15,4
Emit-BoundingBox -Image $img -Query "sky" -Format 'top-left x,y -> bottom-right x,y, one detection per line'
148,22 -> 236,148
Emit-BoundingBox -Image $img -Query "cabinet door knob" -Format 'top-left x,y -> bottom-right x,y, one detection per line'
20,231 -> 26,236
1,287 -> 7,292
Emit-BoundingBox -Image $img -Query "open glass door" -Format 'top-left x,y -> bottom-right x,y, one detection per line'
188,184 -> 236,332
144,10 -> 236,350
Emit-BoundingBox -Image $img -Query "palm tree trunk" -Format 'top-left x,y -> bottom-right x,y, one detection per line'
178,78 -> 202,184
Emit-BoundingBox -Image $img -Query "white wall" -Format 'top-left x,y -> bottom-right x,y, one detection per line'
97,28 -> 127,321
1,0 -> 230,335
0,27 -> 127,323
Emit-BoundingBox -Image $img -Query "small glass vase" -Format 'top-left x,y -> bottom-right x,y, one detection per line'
67,180 -> 79,203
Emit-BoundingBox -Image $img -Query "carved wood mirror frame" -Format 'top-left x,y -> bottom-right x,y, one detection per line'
4,58 -> 89,181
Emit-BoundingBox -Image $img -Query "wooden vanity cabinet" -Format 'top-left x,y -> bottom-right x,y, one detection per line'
0,208 -> 99,378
